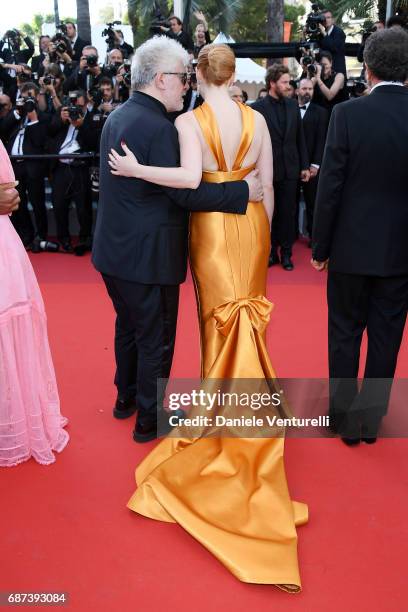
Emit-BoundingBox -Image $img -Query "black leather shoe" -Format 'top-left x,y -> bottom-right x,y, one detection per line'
113,396 -> 137,419
281,256 -> 294,271
61,241 -> 74,254
268,251 -> 280,267
74,238 -> 92,256
361,437 -> 377,444
30,238 -> 42,253
133,420 -> 158,443
341,437 -> 360,446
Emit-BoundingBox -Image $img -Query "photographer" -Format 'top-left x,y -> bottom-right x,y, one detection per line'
0,29 -> 34,65
31,35 -> 51,76
48,90 -> 96,254
313,51 -> 346,115
104,48 -> 124,85
0,61 -> 17,100
65,22 -> 89,62
63,45 -> 102,94
38,64 -> 65,114
357,21 -> 384,64
164,16 -> 194,53
113,30 -> 134,59
42,35 -> 76,78
1,82 -> 50,249
317,8 -> 347,77
113,62 -> 131,103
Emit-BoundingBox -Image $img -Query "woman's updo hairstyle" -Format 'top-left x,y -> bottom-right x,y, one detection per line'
197,44 -> 235,86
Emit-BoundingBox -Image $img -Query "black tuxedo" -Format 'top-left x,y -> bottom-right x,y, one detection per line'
313,85 -> 408,437
3,109 -> 50,243
299,102 -> 329,238
93,91 -> 249,425
319,25 -> 347,76
71,36 -> 89,62
252,94 -> 309,257
166,30 -> 194,52
48,111 -> 96,242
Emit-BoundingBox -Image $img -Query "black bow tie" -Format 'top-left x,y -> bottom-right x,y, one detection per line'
300,105 -> 308,110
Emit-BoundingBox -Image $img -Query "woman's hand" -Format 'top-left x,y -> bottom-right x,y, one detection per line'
109,142 -> 142,178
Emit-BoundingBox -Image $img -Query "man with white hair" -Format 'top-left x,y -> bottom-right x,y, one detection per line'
92,36 -> 263,443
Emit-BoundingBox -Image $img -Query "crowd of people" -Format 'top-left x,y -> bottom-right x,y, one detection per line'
0,9 -> 404,262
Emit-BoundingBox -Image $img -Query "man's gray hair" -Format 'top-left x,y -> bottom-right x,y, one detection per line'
131,36 -> 189,91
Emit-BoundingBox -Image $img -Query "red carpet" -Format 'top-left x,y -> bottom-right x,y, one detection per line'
1,240 -> 407,611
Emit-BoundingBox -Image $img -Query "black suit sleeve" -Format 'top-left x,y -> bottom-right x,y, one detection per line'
23,36 -> 35,60
296,105 -> 309,171
320,27 -> 346,56
312,104 -> 349,261
313,108 -> 329,166
148,121 -> 249,214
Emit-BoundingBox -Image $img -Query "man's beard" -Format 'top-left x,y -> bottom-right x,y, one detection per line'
300,94 -> 311,105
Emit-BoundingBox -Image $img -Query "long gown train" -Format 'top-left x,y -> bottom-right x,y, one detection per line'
128,102 -> 307,590
0,141 -> 69,467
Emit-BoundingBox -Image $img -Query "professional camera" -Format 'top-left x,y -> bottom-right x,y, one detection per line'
56,21 -> 68,36
305,2 -> 326,39
53,33 -> 68,55
105,61 -> 122,77
86,55 -> 98,68
89,87 -> 103,107
16,96 -> 37,116
360,21 -> 379,44
17,70 -> 32,83
43,75 -> 55,86
150,8 -> 170,35
65,92 -> 83,121
102,21 -> 121,50
300,42 -> 320,76
346,77 -> 367,97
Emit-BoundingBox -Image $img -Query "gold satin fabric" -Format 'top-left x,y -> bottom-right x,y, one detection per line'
128,102 -> 308,590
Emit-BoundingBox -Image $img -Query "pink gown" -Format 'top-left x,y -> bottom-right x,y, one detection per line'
0,141 -> 69,466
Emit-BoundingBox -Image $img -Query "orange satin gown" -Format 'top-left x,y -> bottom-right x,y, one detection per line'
127,102 -> 308,591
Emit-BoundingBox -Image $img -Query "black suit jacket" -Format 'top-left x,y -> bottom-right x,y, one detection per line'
92,91 -> 249,285
72,36 -> 89,62
319,25 -> 347,76
313,85 -> 408,276
47,109 -> 97,169
301,102 -> 329,167
0,37 -> 34,65
251,94 -> 309,182
3,109 -> 50,178
167,30 -> 194,52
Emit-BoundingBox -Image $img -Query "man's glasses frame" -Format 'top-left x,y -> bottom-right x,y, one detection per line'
161,72 -> 190,85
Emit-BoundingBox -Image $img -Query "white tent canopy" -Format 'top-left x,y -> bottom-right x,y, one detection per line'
212,33 -> 266,85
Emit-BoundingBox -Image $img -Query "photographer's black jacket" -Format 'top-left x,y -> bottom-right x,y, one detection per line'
302,102 -> 329,166
62,66 -> 104,95
0,36 -> 34,64
319,25 -> 347,76
92,91 -> 249,285
251,94 -> 309,182
313,85 -> 408,275
72,36 -> 90,62
2,109 -> 50,178
47,109 -> 97,169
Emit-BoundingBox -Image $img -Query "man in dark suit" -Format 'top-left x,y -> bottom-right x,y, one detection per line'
66,22 -> 89,63
312,27 -> 408,444
30,35 -> 51,76
318,9 -> 347,77
252,64 -> 310,270
297,77 -> 329,243
92,36 -> 262,443
1,82 -> 50,249
48,91 -> 96,253
164,16 -> 194,53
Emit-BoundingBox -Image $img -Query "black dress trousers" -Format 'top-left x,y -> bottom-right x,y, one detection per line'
102,274 -> 180,426
327,271 -> 408,435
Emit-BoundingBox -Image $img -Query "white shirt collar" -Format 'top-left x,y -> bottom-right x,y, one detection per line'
370,81 -> 404,94
72,34 -> 78,45
326,25 -> 334,36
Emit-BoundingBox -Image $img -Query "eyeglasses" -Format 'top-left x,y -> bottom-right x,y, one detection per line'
161,72 -> 190,85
